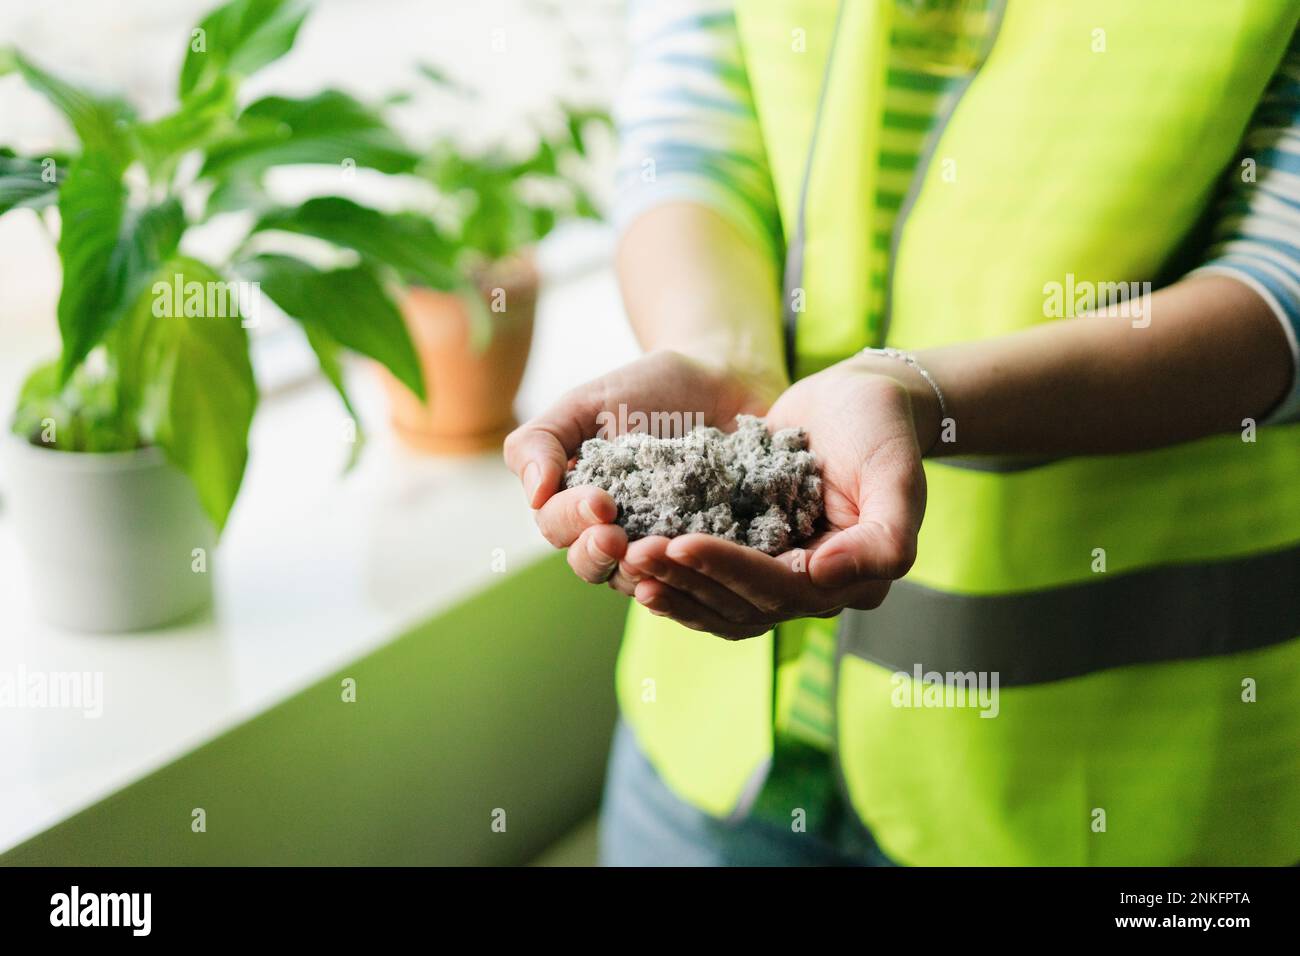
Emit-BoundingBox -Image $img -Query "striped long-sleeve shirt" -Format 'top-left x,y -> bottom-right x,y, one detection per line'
615,0 -> 1300,425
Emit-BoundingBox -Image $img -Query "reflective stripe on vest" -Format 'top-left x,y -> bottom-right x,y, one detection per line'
842,543 -> 1300,685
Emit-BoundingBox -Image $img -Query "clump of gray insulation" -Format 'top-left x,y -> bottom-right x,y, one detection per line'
565,414 -> 823,555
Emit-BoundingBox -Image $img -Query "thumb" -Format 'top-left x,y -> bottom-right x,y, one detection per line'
808,521 -> 917,589
808,435 -> 924,588
503,427 -> 567,509
503,392 -> 597,508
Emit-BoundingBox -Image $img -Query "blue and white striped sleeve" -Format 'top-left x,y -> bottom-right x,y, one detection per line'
1192,36 -> 1300,424
614,0 -> 782,264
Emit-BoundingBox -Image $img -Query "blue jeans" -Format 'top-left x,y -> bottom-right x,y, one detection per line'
597,720 -> 897,866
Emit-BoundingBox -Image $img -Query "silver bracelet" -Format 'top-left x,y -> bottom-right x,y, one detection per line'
859,346 -> 948,422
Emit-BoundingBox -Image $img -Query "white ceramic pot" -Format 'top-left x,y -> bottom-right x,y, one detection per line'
1,435 -> 215,632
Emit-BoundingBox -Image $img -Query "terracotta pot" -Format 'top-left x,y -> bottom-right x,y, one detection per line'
378,255 -> 538,455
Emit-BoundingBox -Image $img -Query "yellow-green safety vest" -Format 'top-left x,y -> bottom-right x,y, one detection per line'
615,0 -> 1300,865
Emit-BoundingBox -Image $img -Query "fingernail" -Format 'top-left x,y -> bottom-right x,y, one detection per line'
578,498 -> 601,525
587,536 -> 614,567
816,553 -> 858,588
523,462 -> 540,505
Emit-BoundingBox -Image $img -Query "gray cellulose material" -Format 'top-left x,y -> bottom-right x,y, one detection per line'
566,414 -> 823,555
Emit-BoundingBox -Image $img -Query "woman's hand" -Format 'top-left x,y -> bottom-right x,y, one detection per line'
613,356 -> 940,638
503,349 -> 784,585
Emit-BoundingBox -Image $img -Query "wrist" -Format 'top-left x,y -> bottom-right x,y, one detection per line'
727,361 -> 789,407
671,346 -> 788,408
845,350 -> 946,455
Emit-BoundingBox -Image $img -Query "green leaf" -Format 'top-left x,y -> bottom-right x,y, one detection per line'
10,359 -> 62,441
572,187 -> 601,221
415,62 -> 454,87
513,139 -> 557,178
1,49 -> 135,172
55,156 -> 185,379
134,74 -> 238,183
415,61 -> 471,97
180,0 -> 312,98
15,359 -> 61,408
0,150 -> 65,214
200,90 -> 419,181
300,322 -> 364,470
10,358 -> 142,452
562,107 -> 612,159
530,205 -> 556,242
55,156 -> 127,379
131,257 -> 258,533
113,199 -> 187,291
203,169 -> 270,218
238,253 -> 424,400
250,196 -> 460,289
566,113 -> 587,157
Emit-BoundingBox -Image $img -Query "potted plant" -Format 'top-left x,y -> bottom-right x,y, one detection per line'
0,0 -> 454,631
374,67 -> 611,454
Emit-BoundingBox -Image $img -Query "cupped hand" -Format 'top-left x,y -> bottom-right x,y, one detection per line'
503,350 -> 784,585
614,358 -> 937,638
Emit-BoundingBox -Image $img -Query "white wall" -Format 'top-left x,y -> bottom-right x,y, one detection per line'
0,0 -> 628,389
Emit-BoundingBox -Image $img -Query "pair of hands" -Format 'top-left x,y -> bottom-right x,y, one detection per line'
503,350 -> 934,639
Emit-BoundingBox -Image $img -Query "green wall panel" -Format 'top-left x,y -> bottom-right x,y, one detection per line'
3,554 -> 629,865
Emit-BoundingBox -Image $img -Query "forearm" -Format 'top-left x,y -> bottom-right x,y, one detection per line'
855,274 -> 1294,457
616,201 -> 788,398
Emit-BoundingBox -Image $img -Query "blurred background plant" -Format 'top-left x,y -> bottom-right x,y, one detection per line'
0,0 -> 442,532
0,0 -> 623,525
412,62 -> 611,273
